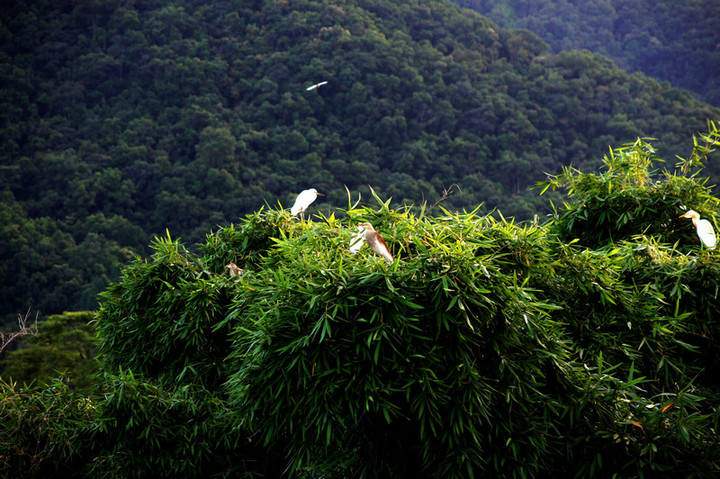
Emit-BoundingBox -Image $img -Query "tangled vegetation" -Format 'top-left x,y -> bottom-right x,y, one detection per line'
3,130 -> 720,477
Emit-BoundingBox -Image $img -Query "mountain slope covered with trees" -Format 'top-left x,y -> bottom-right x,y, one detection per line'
1,0 -> 719,321
454,0 -> 720,106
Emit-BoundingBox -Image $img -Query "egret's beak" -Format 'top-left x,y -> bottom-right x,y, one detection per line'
316,192 -> 325,196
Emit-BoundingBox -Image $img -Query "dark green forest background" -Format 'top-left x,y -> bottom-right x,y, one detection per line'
3,1 -> 720,476
2,0 -> 719,323
455,0 -> 720,106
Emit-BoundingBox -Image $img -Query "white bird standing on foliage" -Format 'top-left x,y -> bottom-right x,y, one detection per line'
680,210 -> 717,249
291,188 -> 323,219
359,222 -> 394,264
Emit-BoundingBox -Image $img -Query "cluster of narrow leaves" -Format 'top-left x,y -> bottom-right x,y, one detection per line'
71,189 -> 720,476
96,230 -> 238,391
540,132 -> 720,249
213,199 -> 720,478
5,132 -> 720,478
0,379 -> 93,478
0,372 -> 258,479
538,127 -> 720,390
83,370 -> 257,479
221,206 -> 578,478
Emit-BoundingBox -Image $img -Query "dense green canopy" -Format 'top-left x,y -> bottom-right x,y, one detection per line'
455,0 -> 720,106
2,135 -> 720,477
1,0 -> 719,322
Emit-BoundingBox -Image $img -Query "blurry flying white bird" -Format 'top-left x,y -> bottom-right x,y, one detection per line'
349,225 -> 366,254
359,222 -> 394,264
306,81 -> 328,91
680,210 -> 717,248
291,188 -> 323,219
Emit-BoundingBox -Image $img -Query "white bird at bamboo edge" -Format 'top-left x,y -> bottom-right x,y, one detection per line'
358,222 -> 394,264
306,81 -> 328,91
680,209 -> 717,248
291,188 -> 323,219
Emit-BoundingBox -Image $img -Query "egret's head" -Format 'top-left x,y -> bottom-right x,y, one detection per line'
310,188 -> 324,196
680,210 -> 700,220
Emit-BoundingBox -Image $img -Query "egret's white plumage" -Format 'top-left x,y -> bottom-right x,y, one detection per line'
680,210 -> 717,248
359,222 -> 393,264
349,225 -> 366,254
291,188 -> 323,218
306,81 -> 328,91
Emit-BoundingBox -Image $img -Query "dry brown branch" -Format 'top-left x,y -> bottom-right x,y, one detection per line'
428,184 -> 461,212
0,308 -> 39,354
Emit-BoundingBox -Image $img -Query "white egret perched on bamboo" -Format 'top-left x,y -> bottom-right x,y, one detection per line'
358,222 -> 394,264
680,210 -> 717,249
291,188 -> 323,219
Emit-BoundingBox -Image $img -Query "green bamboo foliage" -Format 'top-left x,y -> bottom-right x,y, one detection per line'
540,135 -> 720,250
539,128 -> 720,390
84,370 -> 257,479
77,132 -> 720,477
0,372 -> 268,479
88,178 -> 720,477
615,237 -> 720,388
201,207 -> 294,273
0,379 -> 93,478
216,202 -> 584,478
96,231 -> 235,390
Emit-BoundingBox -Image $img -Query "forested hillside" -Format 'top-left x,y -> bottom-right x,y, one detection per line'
454,0 -> 720,106
1,0 -> 719,322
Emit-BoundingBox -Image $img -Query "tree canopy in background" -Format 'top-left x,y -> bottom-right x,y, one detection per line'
1,1 -> 719,327
454,0 -> 720,107
0,311 -> 98,394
